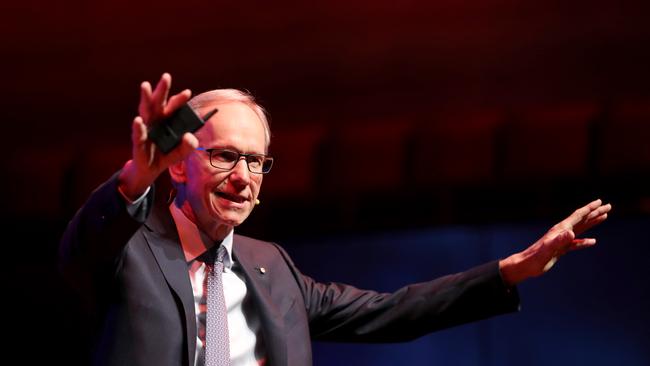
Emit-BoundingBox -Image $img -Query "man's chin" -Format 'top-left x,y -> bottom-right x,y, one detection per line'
215,211 -> 251,227
211,200 -> 252,226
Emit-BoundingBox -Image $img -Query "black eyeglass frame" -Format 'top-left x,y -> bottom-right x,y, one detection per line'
196,147 -> 274,174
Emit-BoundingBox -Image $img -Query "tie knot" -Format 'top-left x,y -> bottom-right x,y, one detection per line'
216,245 -> 226,264
198,244 -> 227,266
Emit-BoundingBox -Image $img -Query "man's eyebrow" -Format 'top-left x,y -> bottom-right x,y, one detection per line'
201,145 -> 267,155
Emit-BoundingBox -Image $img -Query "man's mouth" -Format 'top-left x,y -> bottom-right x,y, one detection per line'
214,191 -> 248,204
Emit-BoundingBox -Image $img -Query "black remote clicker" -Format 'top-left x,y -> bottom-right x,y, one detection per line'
148,104 -> 218,154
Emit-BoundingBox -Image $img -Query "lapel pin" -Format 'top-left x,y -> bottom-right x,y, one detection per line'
256,267 -> 266,274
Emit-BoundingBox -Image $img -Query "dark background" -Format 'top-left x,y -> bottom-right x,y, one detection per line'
2,1 -> 649,365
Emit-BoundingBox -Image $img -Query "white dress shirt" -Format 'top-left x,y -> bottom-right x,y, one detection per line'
169,203 -> 266,366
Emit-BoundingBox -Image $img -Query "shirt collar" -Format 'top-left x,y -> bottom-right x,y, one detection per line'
169,203 -> 234,269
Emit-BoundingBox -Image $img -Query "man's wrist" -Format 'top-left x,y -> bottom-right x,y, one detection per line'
499,253 -> 525,287
118,160 -> 156,201
117,184 -> 151,205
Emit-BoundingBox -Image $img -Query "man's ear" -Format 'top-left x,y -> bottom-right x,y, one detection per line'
168,160 -> 187,184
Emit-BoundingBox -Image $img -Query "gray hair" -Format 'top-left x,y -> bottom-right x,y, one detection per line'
188,89 -> 271,150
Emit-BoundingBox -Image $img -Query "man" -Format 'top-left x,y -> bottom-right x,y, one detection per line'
60,73 -> 611,366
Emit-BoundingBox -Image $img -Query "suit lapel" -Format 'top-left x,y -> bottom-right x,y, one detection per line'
233,236 -> 288,366
143,202 -> 197,366
141,197 -> 288,366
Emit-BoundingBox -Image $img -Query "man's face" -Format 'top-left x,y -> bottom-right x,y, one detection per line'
177,101 -> 267,233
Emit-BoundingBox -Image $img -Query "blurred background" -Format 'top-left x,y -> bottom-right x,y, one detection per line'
2,0 -> 649,365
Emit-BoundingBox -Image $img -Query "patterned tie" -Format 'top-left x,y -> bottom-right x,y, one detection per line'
205,245 -> 231,366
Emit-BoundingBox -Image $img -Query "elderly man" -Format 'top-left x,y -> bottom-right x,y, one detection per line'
60,73 -> 611,366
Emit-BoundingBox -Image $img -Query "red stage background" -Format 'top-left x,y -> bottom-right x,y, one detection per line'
2,1 -> 649,365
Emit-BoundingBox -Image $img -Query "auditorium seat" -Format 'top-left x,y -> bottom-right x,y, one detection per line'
598,99 -> 650,177
262,124 -> 328,199
499,102 -> 599,183
410,108 -> 504,188
323,118 -> 414,194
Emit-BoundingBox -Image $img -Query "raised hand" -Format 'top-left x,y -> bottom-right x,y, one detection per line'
499,199 -> 612,286
118,73 -> 198,200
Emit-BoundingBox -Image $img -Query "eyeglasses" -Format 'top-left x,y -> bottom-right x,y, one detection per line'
197,147 -> 274,174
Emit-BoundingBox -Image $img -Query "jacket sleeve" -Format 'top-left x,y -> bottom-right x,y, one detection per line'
273,243 -> 520,343
59,172 -> 154,283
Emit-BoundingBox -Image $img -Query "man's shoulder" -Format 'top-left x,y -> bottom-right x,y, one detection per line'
233,233 -> 279,252
233,234 -> 292,262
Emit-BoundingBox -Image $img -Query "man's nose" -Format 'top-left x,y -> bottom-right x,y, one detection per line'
229,158 -> 251,186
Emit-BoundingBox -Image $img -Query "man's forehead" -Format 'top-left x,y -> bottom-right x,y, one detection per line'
199,101 -> 263,125
195,103 -> 266,149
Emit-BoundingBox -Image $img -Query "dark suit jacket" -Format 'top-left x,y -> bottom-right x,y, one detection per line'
60,175 -> 520,366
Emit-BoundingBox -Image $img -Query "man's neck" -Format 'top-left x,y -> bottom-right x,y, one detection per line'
175,200 -> 233,242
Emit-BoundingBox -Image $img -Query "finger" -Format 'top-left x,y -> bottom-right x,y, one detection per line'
576,198 -> 603,217
569,238 -> 597,251
138,81 -> 153,118
587,212 -> 609,226
148,143 -> 156,167
165,133 -> 199,164
166,89 -> 192,115
179,133 -> 199,154
585,198 -> 603,210
183,132 -> 199,148
559,230 -> 577,252
555,229 -> 575,242
586,203 -> 612,221
151,73 -> 172,109
561,203 -> 602,232
567,199 -> 603,226
544,230 -> 575,255
177,133 -> 199,155
140,81 -> 152,101
574,213 -> 608,235
161,73 -> 171,103
542,257 -> 558,272
132,116 -> 147,145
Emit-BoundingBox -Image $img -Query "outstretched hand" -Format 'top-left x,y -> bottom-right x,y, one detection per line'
118,73 -> 198,200
499,199 -> 612,286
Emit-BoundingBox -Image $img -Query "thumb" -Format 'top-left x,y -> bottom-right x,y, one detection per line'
164,133 -> 199,165
181,132 -> 199,150
541,231 -> 573,273
557,230 -> 575,249
132,116 -> 147,146
561,229 -> 575,241
546,230 -> 575,254
552,229 -> 574,243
